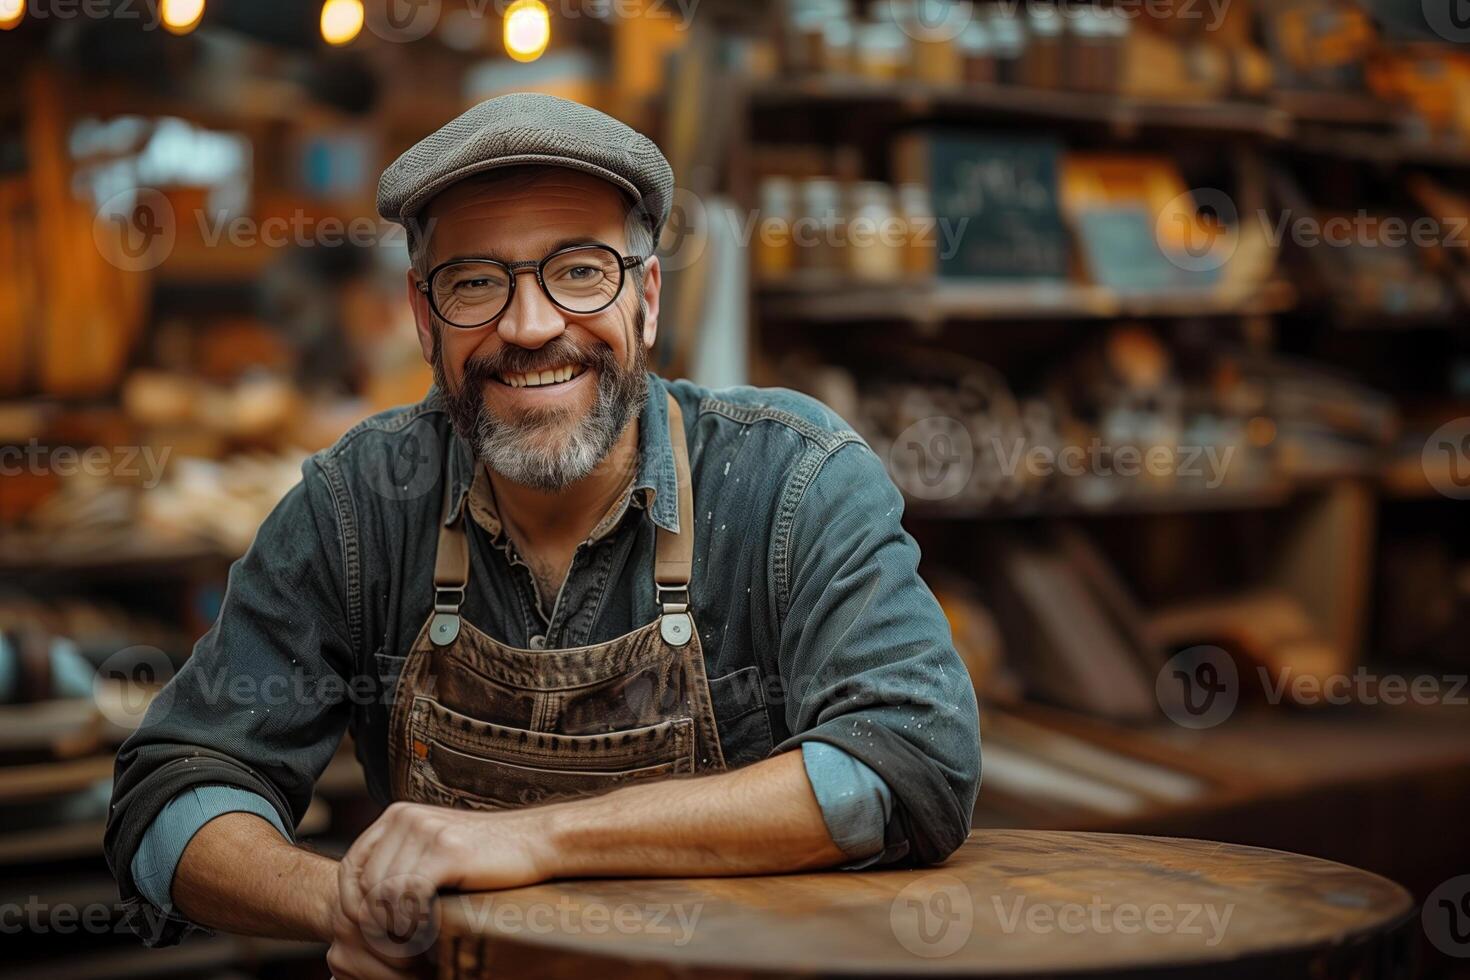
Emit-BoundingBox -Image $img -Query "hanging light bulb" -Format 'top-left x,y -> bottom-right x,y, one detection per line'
321,0 -> 364,46
503,0 -> 550,63
0,0 -> 24,31
160,0 -> 205,35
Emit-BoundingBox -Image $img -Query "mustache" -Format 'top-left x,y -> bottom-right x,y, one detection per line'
462,337 -> 611,385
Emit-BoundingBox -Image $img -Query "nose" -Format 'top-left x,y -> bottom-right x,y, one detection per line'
495,268 -> 566,350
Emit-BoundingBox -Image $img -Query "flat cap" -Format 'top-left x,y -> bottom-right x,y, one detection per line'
377,92 -> 673,256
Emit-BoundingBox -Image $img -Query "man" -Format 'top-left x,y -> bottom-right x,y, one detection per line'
106,93 -> 980,980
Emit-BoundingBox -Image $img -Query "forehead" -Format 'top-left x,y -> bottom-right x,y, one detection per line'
420,167 -> 632,264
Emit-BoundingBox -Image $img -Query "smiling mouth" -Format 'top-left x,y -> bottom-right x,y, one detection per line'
495,364 -> 587,389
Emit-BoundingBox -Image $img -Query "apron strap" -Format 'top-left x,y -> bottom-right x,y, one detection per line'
654,393 -> 696,647
429,458 -> 469,647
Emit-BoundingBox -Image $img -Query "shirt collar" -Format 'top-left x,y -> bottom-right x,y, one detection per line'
438,374 -> 679,537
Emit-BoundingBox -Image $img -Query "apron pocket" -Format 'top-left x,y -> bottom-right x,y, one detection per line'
423,739 -> 686,808
408,696 -> 696,808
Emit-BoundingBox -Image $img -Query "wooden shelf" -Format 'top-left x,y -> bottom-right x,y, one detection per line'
749,77 -> 1292,139
908,481 -> 1299,521
757,277 -> 1297,324
748,79 -> 1470,168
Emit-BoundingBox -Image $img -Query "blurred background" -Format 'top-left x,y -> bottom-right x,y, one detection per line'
1,0 -> 1469,977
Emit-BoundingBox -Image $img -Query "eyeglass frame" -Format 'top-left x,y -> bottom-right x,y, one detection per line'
415,242 -> 648,329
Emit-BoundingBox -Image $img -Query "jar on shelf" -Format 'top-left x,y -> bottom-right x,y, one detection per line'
897,182 -> 939,280
755,176 -> 797,283
781,0 -> 853,76
1067,6 -> 1109,93
847,181 -> 904,283
855,17 -> 911,82
797,176 -> 845,274
907,0 -> 967,87
985,5 -> 1028,85
822,16 -> 856,76
957,16 -> 997,85
1023,2 -> 1064,89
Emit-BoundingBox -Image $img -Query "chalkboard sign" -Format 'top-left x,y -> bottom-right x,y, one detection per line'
895,131 -> 1070,281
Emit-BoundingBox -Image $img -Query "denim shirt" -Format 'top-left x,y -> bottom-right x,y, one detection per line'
105,374 -> 981,946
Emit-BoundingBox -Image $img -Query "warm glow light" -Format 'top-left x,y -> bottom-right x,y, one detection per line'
320,0 -> 364,46
0,0 -> 24,31
504,0 -> 550,63
160,0 -> 205,35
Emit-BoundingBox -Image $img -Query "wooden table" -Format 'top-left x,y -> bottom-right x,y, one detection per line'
432,830 -> 1416,979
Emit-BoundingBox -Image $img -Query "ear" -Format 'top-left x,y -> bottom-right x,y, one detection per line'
638,254 -> 661,351
407,268 -> 436,364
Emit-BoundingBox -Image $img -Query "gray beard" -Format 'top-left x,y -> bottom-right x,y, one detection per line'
433,313 -> 648,493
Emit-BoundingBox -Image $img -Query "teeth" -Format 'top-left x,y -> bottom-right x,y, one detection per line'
500,364 -> 582,388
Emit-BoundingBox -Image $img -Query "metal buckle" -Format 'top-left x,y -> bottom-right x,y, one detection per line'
656,582 -> 689,613
434,586 -> 465,613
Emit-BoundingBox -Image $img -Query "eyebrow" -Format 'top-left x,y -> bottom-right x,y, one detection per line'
438,237 -> 613,265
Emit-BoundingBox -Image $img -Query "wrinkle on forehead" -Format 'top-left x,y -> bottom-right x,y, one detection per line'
423,168 -> 631,265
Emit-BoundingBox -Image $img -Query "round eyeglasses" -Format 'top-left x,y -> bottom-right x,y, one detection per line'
417,244 -> 646,329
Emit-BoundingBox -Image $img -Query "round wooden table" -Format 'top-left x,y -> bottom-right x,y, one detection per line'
431,831 -> 1416,979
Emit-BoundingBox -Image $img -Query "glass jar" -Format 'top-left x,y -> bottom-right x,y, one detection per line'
855,18 -> 911,82
847,181 -> 904,282
985,6 -> 1027,85
957,17 -> 996,85
1023,2 -> 1064,89
755,176 -> 797,283
898,182 -> 939,279
797,177 -> 845,275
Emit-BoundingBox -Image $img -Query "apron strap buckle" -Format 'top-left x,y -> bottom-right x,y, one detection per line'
434,586 -> 465,614
656,583 -> 689,614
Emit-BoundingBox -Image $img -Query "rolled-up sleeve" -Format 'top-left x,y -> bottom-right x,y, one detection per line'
105,456 -> 355,946
774,440 -> 981,867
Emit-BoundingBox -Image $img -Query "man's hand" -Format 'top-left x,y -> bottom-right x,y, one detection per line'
337,802 -> 551,958
326,871 -> 432,980
337,751 -> 845,961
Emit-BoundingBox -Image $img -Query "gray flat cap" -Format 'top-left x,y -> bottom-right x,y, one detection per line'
377,92 -> 673,256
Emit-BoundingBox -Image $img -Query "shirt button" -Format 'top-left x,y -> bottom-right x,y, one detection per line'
528,634 -> 546,649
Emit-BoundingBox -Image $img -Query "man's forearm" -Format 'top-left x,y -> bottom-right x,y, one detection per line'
173,812 -> 338,942
535,749 -> 847,881
339,749 -> 850,949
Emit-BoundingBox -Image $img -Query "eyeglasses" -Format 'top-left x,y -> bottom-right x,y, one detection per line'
417,243 -> 646,329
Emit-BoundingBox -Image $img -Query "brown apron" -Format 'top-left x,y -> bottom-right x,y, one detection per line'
387,394 -> 727,809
